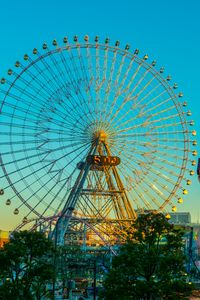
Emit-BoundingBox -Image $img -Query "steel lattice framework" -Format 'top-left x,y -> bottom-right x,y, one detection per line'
0,35 -> 197,244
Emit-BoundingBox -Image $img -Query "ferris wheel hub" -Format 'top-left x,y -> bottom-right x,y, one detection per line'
93,130 -> 108,142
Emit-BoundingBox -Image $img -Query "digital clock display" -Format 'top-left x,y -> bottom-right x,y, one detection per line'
87,155 -> 121,166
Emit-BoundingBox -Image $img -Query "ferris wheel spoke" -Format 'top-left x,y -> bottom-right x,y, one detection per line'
131,187 -> 152,210
50,50 -> 78,92
136,158 -> 182,187
141,143 -> 186,153
2,158 -> 60,192
1,88 -> 84,131
151,137 -> 192,150
4,80 -> 49,106
10,67 -> 55,100
2,146 -> 43,156
98,46 -> 109,122
110,70 -> 155,126
125,73 -> 156,100
107,56 -> 135,109
111,89 -> 169,129
76,46 -> 95,108
1,101 -> 47,122
143,174 -> 179,207
101,45 -> 109,87
114,53 -> 126,86
140,179 -> 167,209
95,44 -> 100,111
1,110 -> 56,128
4,61 -> 90,130
150,162 -> 184,184
119,57 -> 144,92
15,169 -> 63,211
120,65 -> 151,101
67,47 -> 87,96
109,78 -> 161,129
24,53 -> 67,93
77,46 -> 91,89
133,184 -> 162,211
42,85 -> 92,127
37,176 -> 72,218
15,66 -> 58,100
0,130 -> 85,142
0,121 -> 85,135
120,151 -> 186,179
115,129 -> 190,139
85,46 -> 96,112
135,177 -> 164,209
0,121 -> 40,131
27,55 -> 64,94
0,87 -> 46,113
146,105 -> 183,122
1,141 -> 91,180
118,57 -> 135,91
134,90 -> 172,115
57,51 -> 90,112
41,141 -> 91,166
41,48 -> 92,122
8,170 -> 73,216
45,49 -> 70,89
141,107 -> 179,125
66,48 -> 94,116
151,137 -> 191,144
106,59 -> 146,122
51,49 -> 94,119
103,54 -> 128,119
102,51 -> 117,114
114,110 -> 180,134
152,154 -> 187,171
0,136 -> 86,146
154,149 -> 188,161
129,81 -> 162,110
2,141 -> 90,169
150,120 -> 186,130
117,155 -> 183,191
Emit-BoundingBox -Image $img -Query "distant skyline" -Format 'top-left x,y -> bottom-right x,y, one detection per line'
0,0 -> 199,230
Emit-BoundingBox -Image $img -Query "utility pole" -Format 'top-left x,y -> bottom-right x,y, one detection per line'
93,260 -> 97,300
52,223 -> 58,300
188,226 -> 193,278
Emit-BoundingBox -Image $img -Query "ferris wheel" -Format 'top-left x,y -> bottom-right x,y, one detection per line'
0,35 -> 197,231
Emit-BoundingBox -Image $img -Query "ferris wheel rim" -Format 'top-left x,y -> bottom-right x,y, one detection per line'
0,37 -> 196,222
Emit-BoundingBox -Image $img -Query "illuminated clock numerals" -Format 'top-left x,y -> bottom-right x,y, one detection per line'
94,155 -> 101,164
110,157 -> 117,164
87,155 -> 120,166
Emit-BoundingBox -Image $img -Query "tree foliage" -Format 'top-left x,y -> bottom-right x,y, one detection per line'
101,213 -> 193,300
0,230 -> 55,300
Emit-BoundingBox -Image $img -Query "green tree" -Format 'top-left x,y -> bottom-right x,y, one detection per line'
0,230 -> 55,300
100,213 -> 193,300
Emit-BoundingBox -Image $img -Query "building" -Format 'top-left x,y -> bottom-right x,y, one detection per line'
0,230 -> 9,247
169,212 -> 191,225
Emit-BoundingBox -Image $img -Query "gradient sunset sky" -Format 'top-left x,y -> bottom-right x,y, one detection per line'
0,0 -> 199,230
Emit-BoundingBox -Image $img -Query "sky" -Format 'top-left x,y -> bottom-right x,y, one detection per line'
0,0 -> 199,230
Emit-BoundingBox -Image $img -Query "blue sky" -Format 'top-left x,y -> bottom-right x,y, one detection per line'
0,0 -> 199,229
